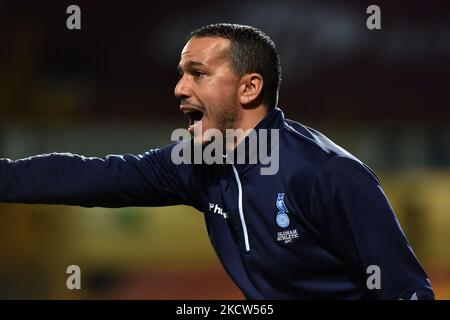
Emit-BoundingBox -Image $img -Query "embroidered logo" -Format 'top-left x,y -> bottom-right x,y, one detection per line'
277,229 -> 299,244
275,193 -> 290,228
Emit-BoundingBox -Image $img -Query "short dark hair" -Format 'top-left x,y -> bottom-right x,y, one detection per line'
188,23 -> 281,109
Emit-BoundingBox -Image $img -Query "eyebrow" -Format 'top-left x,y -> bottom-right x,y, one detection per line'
177,61 -> 206,73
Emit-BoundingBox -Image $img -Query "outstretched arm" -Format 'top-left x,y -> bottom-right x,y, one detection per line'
0,143 -> 194,208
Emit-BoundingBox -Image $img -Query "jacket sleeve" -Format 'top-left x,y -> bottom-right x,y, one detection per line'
310,156 -> 435,300
0,142 -> 194,208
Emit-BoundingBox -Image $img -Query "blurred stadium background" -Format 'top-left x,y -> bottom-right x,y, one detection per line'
0,0 -> 449,299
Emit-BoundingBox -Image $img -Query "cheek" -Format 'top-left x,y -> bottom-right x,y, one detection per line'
201,76 -> 239,119
213,82 -> 239,105
208,90 -> 236,118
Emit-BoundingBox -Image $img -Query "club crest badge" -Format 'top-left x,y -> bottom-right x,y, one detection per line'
275,193 -> 290,228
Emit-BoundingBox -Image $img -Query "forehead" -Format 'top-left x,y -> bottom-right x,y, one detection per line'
179,36 -> 230,67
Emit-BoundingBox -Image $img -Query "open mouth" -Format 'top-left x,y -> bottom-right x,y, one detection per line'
180,106 -> 205,134
185,109 -> 204,126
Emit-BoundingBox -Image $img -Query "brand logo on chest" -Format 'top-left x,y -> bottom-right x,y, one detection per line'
275,193 -> 290,228
208,203 -> 228,219
274,193 -> 299,243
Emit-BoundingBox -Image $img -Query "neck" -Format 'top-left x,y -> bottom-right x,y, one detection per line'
226,105 -> 269,152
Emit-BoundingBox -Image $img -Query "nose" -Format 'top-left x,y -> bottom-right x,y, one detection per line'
174,75 -> 192,99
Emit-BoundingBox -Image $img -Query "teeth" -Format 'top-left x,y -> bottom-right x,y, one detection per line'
187,111 -> 194,126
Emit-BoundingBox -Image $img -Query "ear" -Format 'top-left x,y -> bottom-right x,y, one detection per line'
238,73 -> 263,105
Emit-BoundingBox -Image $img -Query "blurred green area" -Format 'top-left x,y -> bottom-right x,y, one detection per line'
0,169 -> 448,299
0,204 -> 243,299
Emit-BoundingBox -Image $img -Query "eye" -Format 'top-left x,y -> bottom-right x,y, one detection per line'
192,70 -> 205,78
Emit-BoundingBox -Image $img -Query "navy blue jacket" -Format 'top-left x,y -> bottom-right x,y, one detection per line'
0,108 -> 434,299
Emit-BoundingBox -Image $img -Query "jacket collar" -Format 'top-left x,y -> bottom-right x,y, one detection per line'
224,107 -> 284,175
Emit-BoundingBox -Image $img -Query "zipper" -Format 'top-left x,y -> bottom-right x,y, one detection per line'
231,164 -> 250,252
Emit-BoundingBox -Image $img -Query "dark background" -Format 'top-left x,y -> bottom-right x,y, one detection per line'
0,0 -> 449,299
